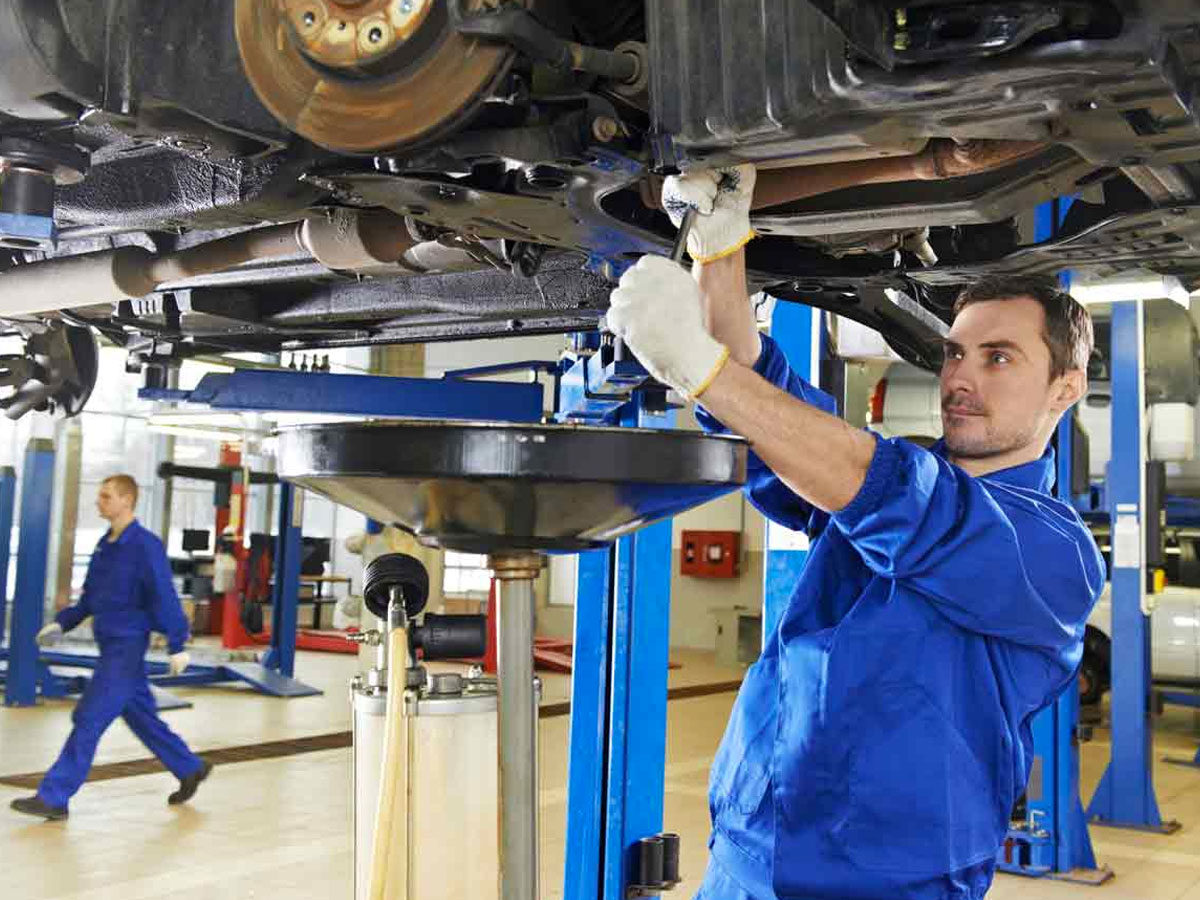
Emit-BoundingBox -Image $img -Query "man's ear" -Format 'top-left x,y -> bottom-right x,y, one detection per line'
1053,370 -> 1086,412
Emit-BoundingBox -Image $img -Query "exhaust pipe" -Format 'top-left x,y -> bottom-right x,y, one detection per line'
750,139 -> 1048,209
0,210 -> 424,317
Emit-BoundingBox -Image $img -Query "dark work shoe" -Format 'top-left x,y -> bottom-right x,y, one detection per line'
10,796 -> 68,821
168,760 -> 213,806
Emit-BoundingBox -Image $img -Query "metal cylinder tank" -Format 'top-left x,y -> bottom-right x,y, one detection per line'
352,674 -> 501,900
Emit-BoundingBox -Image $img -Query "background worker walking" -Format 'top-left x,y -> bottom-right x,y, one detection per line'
10,474 -> 211,820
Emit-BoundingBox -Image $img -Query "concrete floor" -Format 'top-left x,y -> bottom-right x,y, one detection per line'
6,641 -> 1200,899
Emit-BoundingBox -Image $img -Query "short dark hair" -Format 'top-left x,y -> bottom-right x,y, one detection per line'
953,275 -> 1093,380
103,474 -> 139,506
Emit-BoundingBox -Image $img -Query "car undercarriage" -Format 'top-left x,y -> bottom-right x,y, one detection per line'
1,0 -> 1198,415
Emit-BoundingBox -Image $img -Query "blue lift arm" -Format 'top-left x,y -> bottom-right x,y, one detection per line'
141,368 -> 545,423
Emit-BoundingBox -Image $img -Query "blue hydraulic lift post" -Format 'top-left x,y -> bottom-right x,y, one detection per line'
602,398 -> 677,900
1052,414 -> 1104,875
5,438 -> 55,707
996,412 -> 1108,880
603,517 -> 674,900
761,300 -> 820,640
0,465 -> 18,644
563,387 -> 678,900
263,482 -> 302,679
563,546 -> 613,900
1086,298 -> 1178,832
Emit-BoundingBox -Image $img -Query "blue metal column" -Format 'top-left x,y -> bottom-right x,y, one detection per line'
1054,687 -> 1102,872
563,548 -> 613,900
0,466 -> 18,644
219,481 -> 319,697
999,411 -> 1109,879
603,518 -> 674,900
1086,299 -> 1176,832
563,390 -> 678,900
1048,416 -> 1105,875
5,439 -> 55,707
762,300 -> 819,640
264,482 -> 302,678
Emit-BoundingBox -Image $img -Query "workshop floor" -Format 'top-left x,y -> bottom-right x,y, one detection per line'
6,645 -> 1200,900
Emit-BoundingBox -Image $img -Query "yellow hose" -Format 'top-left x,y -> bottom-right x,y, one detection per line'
367,625 -> 410,900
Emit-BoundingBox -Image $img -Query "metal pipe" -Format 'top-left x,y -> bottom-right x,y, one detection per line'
490,553 -> 541,900
750,139 -> 1048,210
0,224 -> 304,316
57,223 -> 160,241
0,208 -> 457,316
300,210 -> 421,271
146,223 -> 302,284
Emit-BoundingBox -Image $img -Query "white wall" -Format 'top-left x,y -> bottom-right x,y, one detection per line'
424,334 -> 566,413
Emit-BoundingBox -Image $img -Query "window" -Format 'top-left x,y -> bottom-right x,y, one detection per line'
442,551 -> 491,596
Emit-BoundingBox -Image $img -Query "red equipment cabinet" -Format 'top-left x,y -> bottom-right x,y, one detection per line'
680,530 -> 740,578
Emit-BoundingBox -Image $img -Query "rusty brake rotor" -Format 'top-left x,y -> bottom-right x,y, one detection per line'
234,0 -> 525,154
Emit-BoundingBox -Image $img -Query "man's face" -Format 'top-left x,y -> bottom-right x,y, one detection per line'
95,483 -> 131,522
940,297 -> 1080,460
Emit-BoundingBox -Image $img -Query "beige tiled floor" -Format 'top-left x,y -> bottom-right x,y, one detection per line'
8,641 -> 1200,899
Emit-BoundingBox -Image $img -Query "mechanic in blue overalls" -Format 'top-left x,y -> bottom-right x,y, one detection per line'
608,165 -> 1103,900
11,474 -> 212,820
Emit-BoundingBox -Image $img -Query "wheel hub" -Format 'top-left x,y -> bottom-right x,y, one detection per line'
283,0 -> 436,71
235,0 -> 522,153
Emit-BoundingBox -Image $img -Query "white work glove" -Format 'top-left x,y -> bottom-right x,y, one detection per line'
36,622 -> 63,646
168,652 -> 191,676
661,164 -> 756,264
607,255 -> 730,400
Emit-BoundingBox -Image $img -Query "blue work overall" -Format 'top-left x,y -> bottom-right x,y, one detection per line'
694,335 -> 1104,900
38,520 -> 204,809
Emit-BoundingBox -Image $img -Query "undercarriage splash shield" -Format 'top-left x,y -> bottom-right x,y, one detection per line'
276,421 -> 747,552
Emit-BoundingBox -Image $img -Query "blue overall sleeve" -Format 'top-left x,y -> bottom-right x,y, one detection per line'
695,334 -> 838,535
142,535 -> 190,654
832,434 -> 1105,650
55,549 -> 96,633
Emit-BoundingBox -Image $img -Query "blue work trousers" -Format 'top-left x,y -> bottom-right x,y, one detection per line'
38,637 -> 203,808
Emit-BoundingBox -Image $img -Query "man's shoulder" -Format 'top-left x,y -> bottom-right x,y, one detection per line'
129,521 -> 166,554
984,482 -> 1104,581
984,479 -> 1080,517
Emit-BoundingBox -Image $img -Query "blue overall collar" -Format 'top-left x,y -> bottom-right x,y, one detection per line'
930,440 -> 1056,494
106,519 -> 141,546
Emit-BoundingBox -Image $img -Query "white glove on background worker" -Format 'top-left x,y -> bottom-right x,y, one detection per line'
168,651 -> 191,676
608,255 -> 730,399
36,622 -> 63,646
661,163 -> 756,263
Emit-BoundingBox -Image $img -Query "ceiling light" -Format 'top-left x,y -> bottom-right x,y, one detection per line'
1070,274 -> 1190,307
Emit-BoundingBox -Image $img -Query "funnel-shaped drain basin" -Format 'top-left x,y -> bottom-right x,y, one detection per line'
277,421 -> 748,553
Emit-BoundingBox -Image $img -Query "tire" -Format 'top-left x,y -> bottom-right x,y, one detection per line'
1079,653 -> 1104,706
1080,625 -> 1111,706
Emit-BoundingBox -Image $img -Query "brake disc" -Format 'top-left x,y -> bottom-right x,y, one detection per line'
0,322 -> 99,419
235,0 -> 526,154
